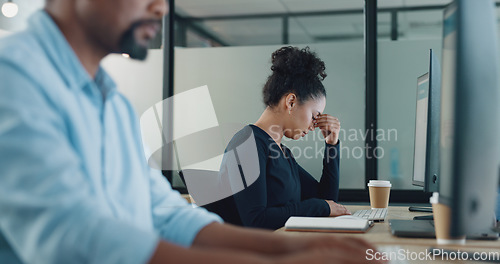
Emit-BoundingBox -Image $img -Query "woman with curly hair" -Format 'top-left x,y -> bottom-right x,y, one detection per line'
214,46 -> 350,230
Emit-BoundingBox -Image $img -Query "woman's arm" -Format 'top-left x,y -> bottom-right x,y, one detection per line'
297,142 -> 349,217
301,114 -> 342,202
299,143 -> 351,216
227,127 -> 330,229
298,142 -> 340,202
233,172 -> 331,229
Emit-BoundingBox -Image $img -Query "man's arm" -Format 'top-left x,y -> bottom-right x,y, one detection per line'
148,240 -> 271,264
193,223 -> 291,255
192,222 -> 377,256
146,222 -> 383,264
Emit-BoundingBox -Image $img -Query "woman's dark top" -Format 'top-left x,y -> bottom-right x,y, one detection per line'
216,124 -> 340,230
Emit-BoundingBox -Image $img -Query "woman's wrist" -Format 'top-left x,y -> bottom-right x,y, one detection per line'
325,139 -> 339,146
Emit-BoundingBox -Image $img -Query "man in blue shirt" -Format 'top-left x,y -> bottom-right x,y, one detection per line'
0,1 -> 379,263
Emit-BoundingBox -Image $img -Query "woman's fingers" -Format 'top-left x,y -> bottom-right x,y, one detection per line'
326,201 -> 351,216
334,203 -> 351,215
314,115 -> 338,122
313,115 -> 340,129
313,114 -> 341,145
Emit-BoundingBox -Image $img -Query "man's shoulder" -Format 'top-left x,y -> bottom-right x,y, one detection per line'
0,31 -> 42,65
0,30 -> 66,95
0,31 -> 54,84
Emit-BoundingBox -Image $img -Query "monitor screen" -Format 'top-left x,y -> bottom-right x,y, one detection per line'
412,73 -> 429,187
411,49 -> 441,193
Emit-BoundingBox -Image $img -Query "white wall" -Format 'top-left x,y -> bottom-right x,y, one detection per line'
0,28 -> 11,38
101,50 -> 164,117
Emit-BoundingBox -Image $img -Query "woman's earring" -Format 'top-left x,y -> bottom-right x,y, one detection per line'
288,109 -> 291,115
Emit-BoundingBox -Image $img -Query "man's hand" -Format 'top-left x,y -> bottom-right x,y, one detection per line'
278,234 -> 385,264
185,222 -> 386,264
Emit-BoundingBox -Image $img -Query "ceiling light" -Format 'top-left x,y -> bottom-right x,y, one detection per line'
2,0 -> 18,18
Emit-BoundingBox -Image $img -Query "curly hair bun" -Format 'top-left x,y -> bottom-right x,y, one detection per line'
262,46 -> 327,107
270,46 -> 326,81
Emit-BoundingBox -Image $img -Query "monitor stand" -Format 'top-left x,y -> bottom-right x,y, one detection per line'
409,206 -> 433,220
413,215 -> 433,220
408,206 -> 433,213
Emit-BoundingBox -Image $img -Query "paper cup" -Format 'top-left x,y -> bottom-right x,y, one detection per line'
430,192 -> 466,245
367,180 -> 391,209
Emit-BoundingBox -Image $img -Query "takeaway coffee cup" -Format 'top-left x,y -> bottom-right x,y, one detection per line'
367,180 -> 391,209
430,192 -> 466,245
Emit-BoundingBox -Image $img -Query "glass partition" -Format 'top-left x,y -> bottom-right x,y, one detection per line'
377,1 -> 451,190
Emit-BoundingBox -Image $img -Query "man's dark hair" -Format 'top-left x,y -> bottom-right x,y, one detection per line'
262,46 -> 327,107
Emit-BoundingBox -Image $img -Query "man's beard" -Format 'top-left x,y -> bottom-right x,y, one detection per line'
119,19 -> 161,61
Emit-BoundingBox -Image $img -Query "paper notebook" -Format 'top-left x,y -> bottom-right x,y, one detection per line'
284,216 -> 373,233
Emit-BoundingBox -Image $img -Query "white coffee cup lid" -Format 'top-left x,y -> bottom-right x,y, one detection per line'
429,192 -> 439,204
367,180 -> 391,187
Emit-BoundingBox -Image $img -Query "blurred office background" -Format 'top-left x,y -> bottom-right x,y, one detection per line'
2,0 -> 499,202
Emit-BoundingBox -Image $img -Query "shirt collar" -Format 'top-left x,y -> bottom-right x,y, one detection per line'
95,66 -> 117,99
28,10 -> 117,98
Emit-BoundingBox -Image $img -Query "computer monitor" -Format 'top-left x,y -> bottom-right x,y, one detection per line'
412,73 -> 430,188
440,0 -> 500,237
412,49 -> 441,194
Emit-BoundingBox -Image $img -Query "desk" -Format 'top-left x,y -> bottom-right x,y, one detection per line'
279,205 -> 500,263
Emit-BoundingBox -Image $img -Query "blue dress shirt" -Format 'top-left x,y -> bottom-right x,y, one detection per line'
0,11 -> 221,264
